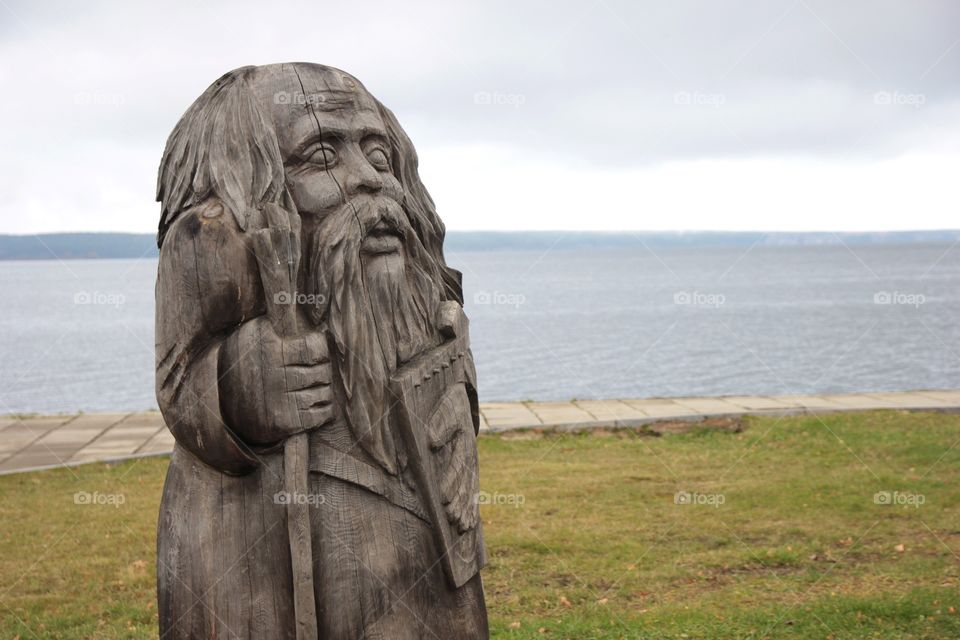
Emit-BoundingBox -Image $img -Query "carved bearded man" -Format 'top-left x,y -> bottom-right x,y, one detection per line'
154,63 -> 488,639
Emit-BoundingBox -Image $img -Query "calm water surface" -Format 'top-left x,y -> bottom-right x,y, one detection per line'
1,244 -> 958,413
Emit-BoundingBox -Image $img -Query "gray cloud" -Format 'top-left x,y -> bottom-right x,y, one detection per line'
0,0 -> 958,231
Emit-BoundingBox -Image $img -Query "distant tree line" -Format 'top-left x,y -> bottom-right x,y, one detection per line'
1,230 -> 958,260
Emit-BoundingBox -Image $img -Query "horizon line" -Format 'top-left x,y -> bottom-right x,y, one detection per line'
3,229 -> 960,236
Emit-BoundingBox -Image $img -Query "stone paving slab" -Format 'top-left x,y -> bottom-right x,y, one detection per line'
884,391 -> 960,407
820,394 -> 902,409
0,417 -> 22,434
70,426 -> 166,463
480,402 -> 541,428
527,402 -> 596,426
572,400 -> 644,422
137,428 -> 176,455
770,395 -> 851,410
620,401 -> 701,417
2,390 -> 959,474
0,416 -> 73,460
721,396 -> 798,411
0,413 -> 131,472
671,397 -> 749,414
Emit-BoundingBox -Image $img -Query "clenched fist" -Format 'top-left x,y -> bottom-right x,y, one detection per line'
218,316 -> 334,446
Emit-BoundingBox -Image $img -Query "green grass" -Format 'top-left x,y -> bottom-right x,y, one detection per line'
2,410 -> 960,638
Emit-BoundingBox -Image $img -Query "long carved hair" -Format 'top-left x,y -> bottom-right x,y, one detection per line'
156,64 -> 463,304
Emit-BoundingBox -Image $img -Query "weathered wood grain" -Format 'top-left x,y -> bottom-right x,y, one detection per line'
156,62 -> 488,639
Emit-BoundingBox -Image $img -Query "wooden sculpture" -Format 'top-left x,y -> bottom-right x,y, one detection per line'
154,63 -> 488,639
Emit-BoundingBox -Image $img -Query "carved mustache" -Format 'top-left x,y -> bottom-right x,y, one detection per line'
347,196 -> 408,242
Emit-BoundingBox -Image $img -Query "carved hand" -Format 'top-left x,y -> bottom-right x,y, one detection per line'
219,317 -> 334,446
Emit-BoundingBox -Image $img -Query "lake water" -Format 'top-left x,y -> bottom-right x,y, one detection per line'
2,243 -> 959,414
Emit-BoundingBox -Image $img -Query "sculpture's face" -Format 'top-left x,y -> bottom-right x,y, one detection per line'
257,65 -> 406,260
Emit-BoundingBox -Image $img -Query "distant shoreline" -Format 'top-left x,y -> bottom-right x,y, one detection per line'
1,230 -> 960,260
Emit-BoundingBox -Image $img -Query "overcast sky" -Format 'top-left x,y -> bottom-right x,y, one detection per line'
1,0 -> 958,233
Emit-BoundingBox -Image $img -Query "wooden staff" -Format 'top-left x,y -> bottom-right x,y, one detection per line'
252,203 -> 318,640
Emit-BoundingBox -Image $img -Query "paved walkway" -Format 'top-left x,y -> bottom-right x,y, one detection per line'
1,390 -> 959,475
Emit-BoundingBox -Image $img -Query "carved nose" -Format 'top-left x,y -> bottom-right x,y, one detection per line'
345,163 -> 383,194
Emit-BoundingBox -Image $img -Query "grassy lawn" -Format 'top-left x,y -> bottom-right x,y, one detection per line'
1,410 -> 959,638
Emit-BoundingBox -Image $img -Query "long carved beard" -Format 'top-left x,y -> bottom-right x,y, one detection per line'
302,195 -> 443,474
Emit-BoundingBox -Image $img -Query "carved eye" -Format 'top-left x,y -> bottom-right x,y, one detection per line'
303,143 -> 338,168
363,142 -> 391,171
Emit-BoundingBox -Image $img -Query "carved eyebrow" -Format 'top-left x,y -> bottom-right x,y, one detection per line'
356,125 -> 389,140
316,124 -> 387,141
